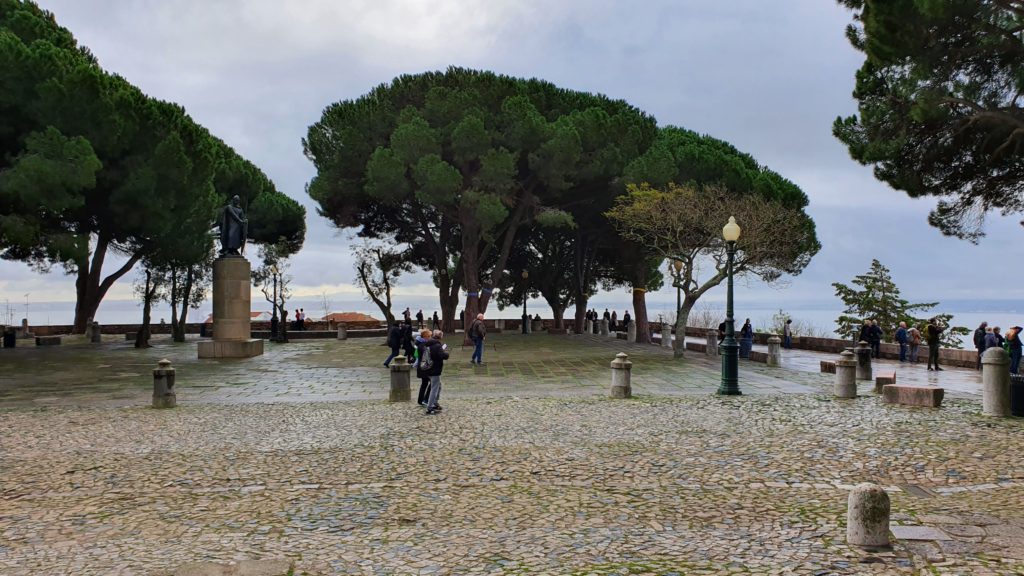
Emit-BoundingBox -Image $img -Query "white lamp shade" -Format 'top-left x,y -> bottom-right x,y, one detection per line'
722,216 -> 741,242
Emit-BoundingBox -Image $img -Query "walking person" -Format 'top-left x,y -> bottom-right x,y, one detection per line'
469,313 -> 487,365
402,320 -> 416,362
926,318 -> 945,371
1008,326 -> 1023,374
783,319 -> 793,350
907,324 -> 921,364
416,310 -> 424,329
973,322 -> 988,370
415,329 -> 433,406
424,330 -> 449,415
383,320 -> 402,368
869,319 -> 883,359
895,321 -> 908,362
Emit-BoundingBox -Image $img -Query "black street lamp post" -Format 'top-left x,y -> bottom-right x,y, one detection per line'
718,216 -> 742,396
521,270 -> 529,335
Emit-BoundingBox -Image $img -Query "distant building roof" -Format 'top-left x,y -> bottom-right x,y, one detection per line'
323,312 -> 380,323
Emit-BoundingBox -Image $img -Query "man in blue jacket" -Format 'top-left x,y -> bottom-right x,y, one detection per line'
895,321 -> 908,362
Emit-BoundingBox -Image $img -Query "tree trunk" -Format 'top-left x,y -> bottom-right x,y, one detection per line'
135,270 -> 153,349
573,297 -> 588,334
673,299 -> 694,359
173,267 -> 193,343
632,288 -> 651,344
551,305 -> 565,330
73,237 -> 141,333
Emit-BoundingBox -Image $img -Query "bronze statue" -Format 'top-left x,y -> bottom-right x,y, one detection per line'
218,195 -> 247,256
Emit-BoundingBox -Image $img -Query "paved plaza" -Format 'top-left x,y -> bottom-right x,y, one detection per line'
1,333 -> 1022,575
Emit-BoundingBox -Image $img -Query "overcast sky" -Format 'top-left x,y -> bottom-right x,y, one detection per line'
3,0 -> 1021,322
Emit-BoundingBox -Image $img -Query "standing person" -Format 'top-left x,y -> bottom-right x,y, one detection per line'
383,320 -> 402,368
984,326 -> 999,352
416,310 -> 424,329
298,308 -> 305,330
469,313 -> 487,365
415,329 -> 433,406
402,320 -> 416,361
994,326 -> 1005,350
424,330 -> 449,415
610,310 -> 618,332
403,307 -> 411,323
907,324 -> 921,364
926,318 -> 945,371
280,309 -> 289,343
623,310 -> 631,328
895,321 -> 909,362
783,319 -> 793,349
1008,326 -> 1023,374
858,319 -> 872,344
717,320 -> 726,345
431,311 -> 439,330
458,309 -> 464,326
603,309 -> 611,331
973,321 -> 989,370
869,319 -> 883,358
739,318 -> 753,359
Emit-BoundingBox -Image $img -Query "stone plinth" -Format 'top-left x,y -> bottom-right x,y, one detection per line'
389,356 -> 411,402
152,358 -> 176,409
847,483 -> 891,548
90,321 -> 101,343
337,325 -> 348,340
610,352 -> 632,398
660,323 -> 672,349
198,257 -> 263,359
881,385 -> 944,408
585,320 -> 592,334
854,341 -> 872,381
834,350 -> 857,399
627,322 -> 637,343
982,347 -> 1011,417
706,330 -> 718,356
600,319 -> 609,336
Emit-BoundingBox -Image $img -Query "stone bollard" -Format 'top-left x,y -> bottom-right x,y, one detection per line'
337,325 -> 348,340
600,319 -> 609,336
90,321 -> 102,344
609,352 -> 632,398
982,347 -> 1011,417
533,319 -> 543,333
496,319 -> 505,331
152,359 -> 177,409
767,335 -> 782,367
525,318 -> 532,334
389,356 -> 411,402
706,330 -> 718,356
585,319 -> 592,334
854,341 -> 872,381
834,350 -> 858,399
660,323 -> 672,349
846,483 -> 891,548
627,322 -> 637,343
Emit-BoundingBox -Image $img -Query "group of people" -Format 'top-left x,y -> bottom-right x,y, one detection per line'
405,308 -> 441,330
973,322 -> 1023,374
584,308 -> 632,331
881,318 -> 945,370
385,312 -> 490,415
715,318 -> 755,358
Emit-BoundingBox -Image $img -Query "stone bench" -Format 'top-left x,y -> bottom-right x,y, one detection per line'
874,372 -> 896,394
748,351 -> 769,364
881,385 -> 944,408
686,342 -> 707,354
35,336 -> 61,346
820,361 -> 836,374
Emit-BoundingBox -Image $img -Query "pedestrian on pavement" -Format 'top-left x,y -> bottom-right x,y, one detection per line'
717,320 -> 726,345
895,321 -> 909,362
926,318 -> 945,371
424,330 -> 449,415
383,320 -> 402,367
907,325 -> 921,363
739,318 -> 753,359
984,326 -> 999,351
402,320 -> 416,361
431,311 -> 439,330
403,307 -> 411,323
994,326 -> 1006,350
1008,326 -> 1023,374
415,329 -> 433,406
610,310 -> 618,332
869,319 -> 883,359
416,309 -> 424,329
974,321 -> 989,370
623,310 -> 631,328
469,313 -> 487,365
783,319 -> 793,349
858,319 -> 872,344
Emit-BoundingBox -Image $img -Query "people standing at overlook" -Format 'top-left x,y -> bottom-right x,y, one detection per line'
610,310 -> 618,331
907,325 -> 921,364
431,311 -> 439,330
1007,326 -> 1023,374
869,319 -> 883,358
858,319 -> 872,344
984,326 -> 999,351
783,319 -> 793,350
926,318 -> 945,371
623,310 -> 631,328
974,321 -> 989,370
416,309 -> 424,329
993,326 -> 1005,350
739,318 -> 753,359
895,321 -> 908,362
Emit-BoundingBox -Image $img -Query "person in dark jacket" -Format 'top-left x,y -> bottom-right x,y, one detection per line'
994,326 -> 1005,350
415,329 -> 433,406
973,321 -> 988,370
425,330 -> 450,415
623,310 -> 631,328
984,327 -> 999,352
401,320 -> 415,361
869,320 -> 883,358
1008,326 -> 1023,374
858,320 -> 872,345
894,321 -> 908,362
383,321 -> 402,367
469,313 -> 487,365
739,318 -> 753,359
926,318 -> 945,371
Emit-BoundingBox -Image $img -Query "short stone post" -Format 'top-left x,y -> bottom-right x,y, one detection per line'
834,350 -> 857,399
627,322 -> 637,343
496,319 -> 504,331
609,352 -> 632,398
533,319 -> 543,333
854,340 -> 872,381
525,318 -> 532,334
584,319 -> 592,334
982,347 -> 1011,417
389,356 -> 411,402
337,324 -> 348,340
846,483 -> 891,548
706,330 -> 718,356
90,321 -> 102,343
660,323 -> 672,349
600,319 -> 609,336
767,335 -> 782,367
152,359 -> 177,409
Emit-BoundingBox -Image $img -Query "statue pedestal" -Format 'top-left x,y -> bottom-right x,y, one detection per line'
198,257 -> 263,359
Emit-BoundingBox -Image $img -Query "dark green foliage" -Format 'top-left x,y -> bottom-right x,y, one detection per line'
834,0 -> 1024,240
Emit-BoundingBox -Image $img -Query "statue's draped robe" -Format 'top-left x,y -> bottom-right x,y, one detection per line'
220,205 -> 245,254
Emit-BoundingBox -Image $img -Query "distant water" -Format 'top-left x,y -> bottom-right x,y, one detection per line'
4,296 -> 1015,348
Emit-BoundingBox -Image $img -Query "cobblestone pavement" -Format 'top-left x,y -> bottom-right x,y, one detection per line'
1,334 -> 1021,575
